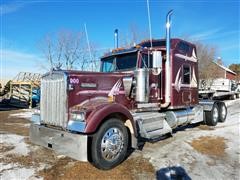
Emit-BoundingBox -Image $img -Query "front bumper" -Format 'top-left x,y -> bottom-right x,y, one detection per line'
29,123 -> 88,162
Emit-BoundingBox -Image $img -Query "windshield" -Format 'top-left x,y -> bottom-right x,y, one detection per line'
101,52 -> 137,72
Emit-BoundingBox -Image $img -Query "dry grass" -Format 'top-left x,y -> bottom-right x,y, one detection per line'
38,156 -> 155,180
0,143 -> 15,153
198,125 -> 215,131
0,147 -> 58,169
0,154 -> 39,167
190,136 -> 226,157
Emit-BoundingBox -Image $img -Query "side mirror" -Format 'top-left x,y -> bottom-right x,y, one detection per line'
152,51 -> 162,68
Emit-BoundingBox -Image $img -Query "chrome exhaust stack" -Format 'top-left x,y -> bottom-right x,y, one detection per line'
114,29 -> 119,49
162,10 -> 173,108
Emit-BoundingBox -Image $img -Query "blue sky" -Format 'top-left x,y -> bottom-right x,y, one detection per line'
1,0 -> 239,79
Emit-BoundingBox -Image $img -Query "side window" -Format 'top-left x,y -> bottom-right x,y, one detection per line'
182,65 -> 191,84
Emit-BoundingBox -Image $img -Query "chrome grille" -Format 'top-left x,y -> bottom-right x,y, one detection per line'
40,72 -> 67,128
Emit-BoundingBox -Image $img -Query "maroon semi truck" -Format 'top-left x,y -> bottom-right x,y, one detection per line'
30,11 -> 227,170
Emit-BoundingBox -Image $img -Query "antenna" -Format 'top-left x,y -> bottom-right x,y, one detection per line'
84,23 -> 93,71
146,0 -> 153,48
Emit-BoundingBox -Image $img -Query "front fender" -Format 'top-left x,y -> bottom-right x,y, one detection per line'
85,103 -> 136,135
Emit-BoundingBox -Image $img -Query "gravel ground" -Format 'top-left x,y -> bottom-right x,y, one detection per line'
0,99 -> 239,180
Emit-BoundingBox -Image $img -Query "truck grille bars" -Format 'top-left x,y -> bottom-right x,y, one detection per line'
40,72 -> 68,128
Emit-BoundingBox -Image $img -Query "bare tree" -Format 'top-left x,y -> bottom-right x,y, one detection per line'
193,41 -> 218,80
39,30 -> 99,71
75,42 -> 101,71
120,24 -> 148,48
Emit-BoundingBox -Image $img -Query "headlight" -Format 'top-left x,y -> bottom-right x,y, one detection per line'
70,112 -> 85,121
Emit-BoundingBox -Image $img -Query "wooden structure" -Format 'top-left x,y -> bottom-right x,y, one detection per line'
9,72 -> 41,108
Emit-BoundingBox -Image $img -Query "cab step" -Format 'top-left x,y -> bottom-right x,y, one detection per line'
133,112 -> 172,140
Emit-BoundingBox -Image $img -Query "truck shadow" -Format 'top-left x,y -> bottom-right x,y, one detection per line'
173,122 -> 203,133
156,166 -> 192,180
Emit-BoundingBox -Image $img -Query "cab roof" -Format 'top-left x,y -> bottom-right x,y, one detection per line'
101,38 -> 194,59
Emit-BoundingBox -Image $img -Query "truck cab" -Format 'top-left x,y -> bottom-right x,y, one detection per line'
100,38 -> 199,109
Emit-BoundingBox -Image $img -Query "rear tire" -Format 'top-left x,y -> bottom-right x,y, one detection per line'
90,118 -> 129,170
208,93 -> 213,100
205,103 -> 219,126
236,93 -> 240,99
230,94 -> 236,100
218,102 -> 227,122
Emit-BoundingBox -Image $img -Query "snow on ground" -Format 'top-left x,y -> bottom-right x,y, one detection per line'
0,134 -> 40,180
9,110 -> 33,120
224,98 -> 240,107
0,134 -> 30,156
0,163 -> 37,180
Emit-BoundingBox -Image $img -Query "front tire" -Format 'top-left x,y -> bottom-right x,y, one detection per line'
90,118 -> 129,170
205,103 -> 219,126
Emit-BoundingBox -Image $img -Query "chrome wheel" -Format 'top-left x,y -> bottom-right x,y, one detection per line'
213,107 -> 219,123
91,118 -> 129,169
221,106 -> 226,118
206,103 -> 219,126
101,127 -> 124,161
219,103 -> 227,122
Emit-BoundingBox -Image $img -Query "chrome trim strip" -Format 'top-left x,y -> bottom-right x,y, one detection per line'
167,105 -> 189,109
175,53 -> 197,62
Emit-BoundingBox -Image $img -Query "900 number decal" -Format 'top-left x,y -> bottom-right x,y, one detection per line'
70,78 -> 79,84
